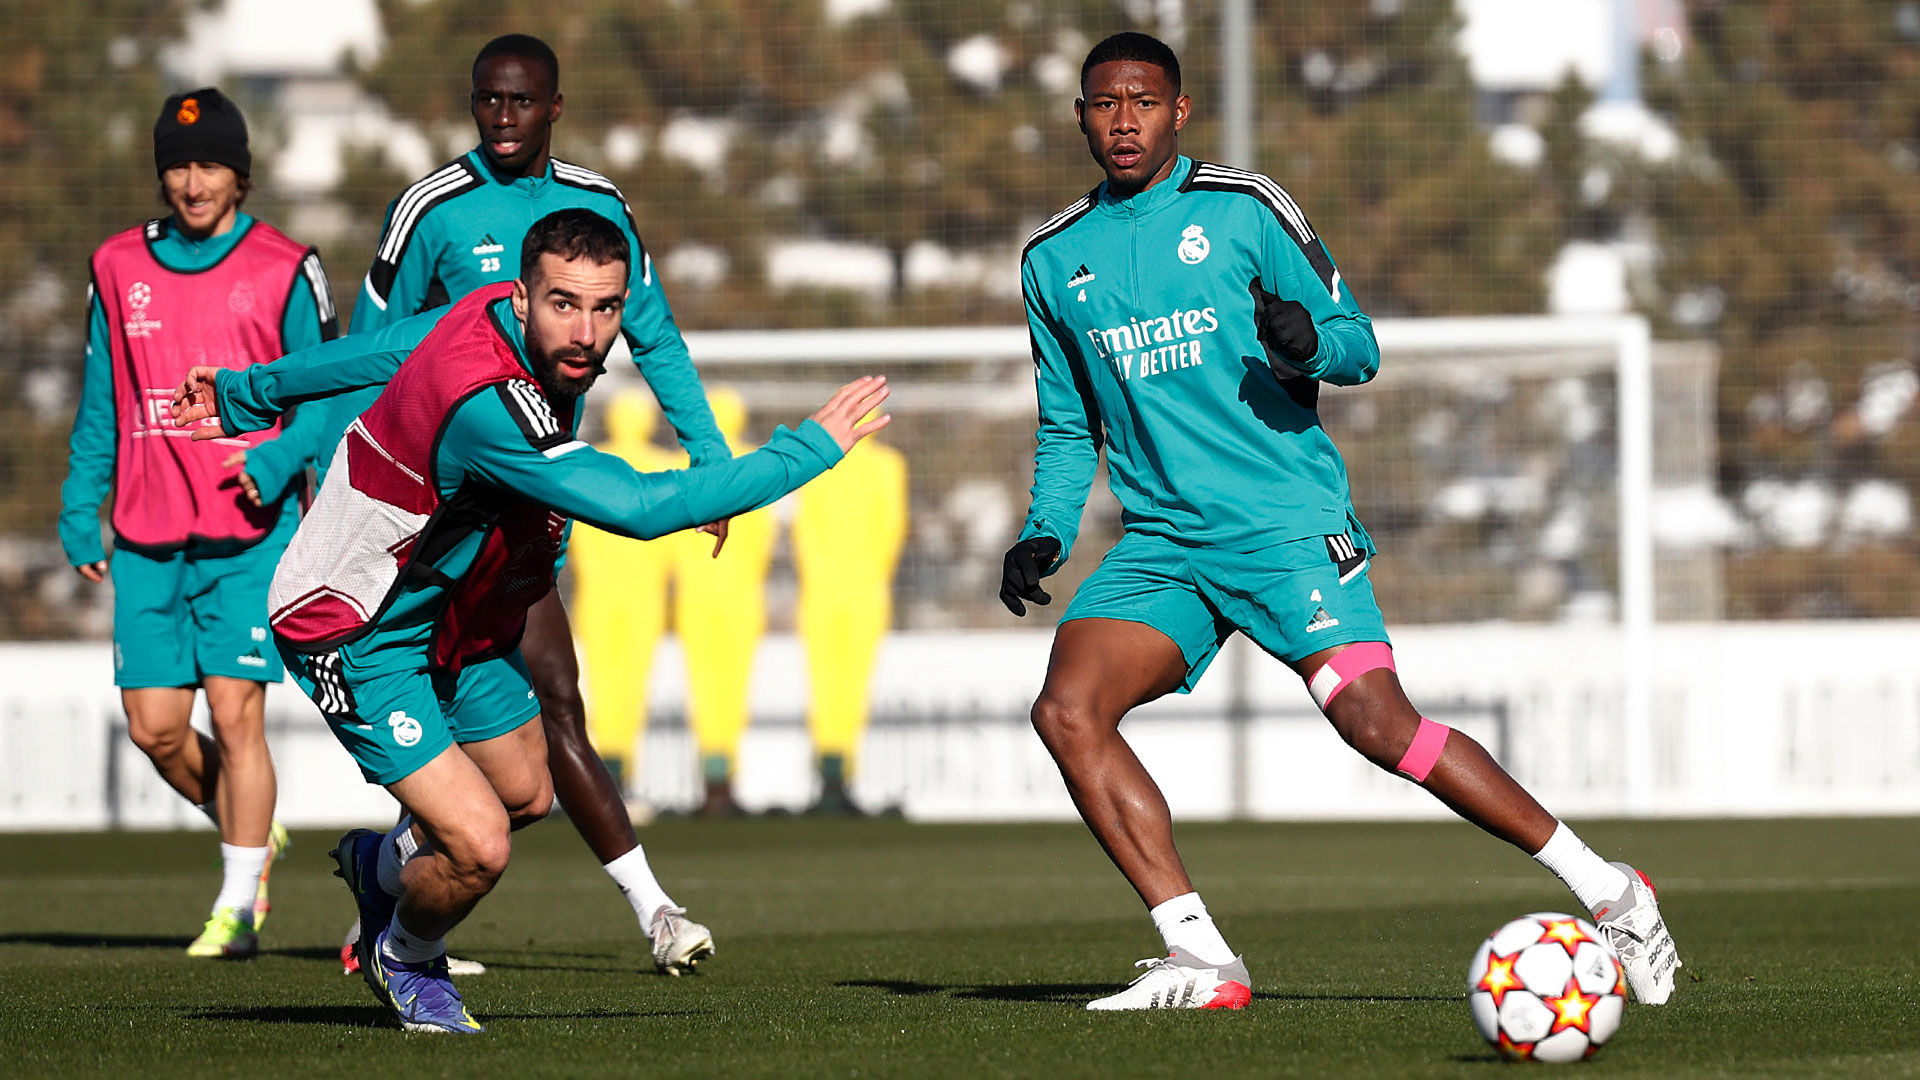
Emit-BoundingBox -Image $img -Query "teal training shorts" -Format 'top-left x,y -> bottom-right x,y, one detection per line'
1060,530 -> 1390,692
110,506 -> 296,688
282,645 -> 542,785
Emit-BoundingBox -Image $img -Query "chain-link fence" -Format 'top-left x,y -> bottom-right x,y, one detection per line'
6,0 -> 1917,638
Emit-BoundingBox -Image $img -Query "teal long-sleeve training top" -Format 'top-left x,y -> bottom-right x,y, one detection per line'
216,296 -> 842,670
352,148 -> 727,464
59,212 -> 336,566
1018,156 -> 1380,572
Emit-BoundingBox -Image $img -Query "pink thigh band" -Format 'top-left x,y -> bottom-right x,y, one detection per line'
1306,641 -> 1395,710
1395,718 -> 1452,782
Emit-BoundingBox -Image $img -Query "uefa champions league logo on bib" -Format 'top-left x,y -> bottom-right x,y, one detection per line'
123,281 -> 163,338
1178,224 -> 1210,265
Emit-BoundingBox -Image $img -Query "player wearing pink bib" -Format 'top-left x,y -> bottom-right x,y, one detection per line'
58,88 -> 338,959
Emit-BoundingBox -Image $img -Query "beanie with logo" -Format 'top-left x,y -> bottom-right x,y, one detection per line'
153,87 -> 251,176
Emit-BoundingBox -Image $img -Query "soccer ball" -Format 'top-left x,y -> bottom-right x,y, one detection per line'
1467,912 -> 1626,1063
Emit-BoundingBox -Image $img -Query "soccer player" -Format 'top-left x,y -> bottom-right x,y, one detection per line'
174,209 -> 890,1033
1003,33 -> 1681,1011
58,88 -> 337,958
296,33 -> 732,974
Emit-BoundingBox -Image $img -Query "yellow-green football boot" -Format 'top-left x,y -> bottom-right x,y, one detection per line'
186,908 -> 258,959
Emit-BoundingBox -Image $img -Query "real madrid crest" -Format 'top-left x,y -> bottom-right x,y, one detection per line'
1178,223 -> 1210,265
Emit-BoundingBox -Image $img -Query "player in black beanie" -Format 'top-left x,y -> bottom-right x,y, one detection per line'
154,87 -> 251,176
153,88 -> 252,238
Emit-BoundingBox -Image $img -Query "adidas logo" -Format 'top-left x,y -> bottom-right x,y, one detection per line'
1305,607 -> 1341,633
472,233 -> 505,256
1179,914 -> 1201,923
1067,263 -> 1096,288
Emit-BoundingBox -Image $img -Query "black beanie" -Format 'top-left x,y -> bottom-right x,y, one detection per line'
153,87 -> 251,176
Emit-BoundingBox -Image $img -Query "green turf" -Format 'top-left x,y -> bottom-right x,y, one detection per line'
1,817 -> 1916,1078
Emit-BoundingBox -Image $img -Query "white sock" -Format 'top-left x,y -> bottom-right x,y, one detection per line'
212,843 -> 269,917
376,816 -> 424,896
1532,821 -> 1631,912
604,845 -> 675,926
1149,892 -> 1237,966
382,911 -> 444,965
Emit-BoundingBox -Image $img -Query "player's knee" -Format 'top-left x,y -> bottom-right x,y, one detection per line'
442,822 -> 512,887
505,776 -> 555,829
1335,702 -> 1415,768
1030,692 -> 1105,753
125,713 -> 184,759
206,705 -> 266,750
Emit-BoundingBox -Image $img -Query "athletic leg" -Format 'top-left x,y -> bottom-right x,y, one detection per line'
1299,641 -> 1680,1003
384,746 -> 511,942
122,687 -> 218,809
458,717 -> 555,832
1037,617 -> 1252,1010
1030,618 -> 1194,908
202,676 -> 273,848
1301,647 -> 1554,849
523,591 -> 640,859
511,605 -> 707,970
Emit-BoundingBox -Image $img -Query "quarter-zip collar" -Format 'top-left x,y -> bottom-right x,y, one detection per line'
1094,155 -> 1193,220
486,295 -> 534,374
469,147 -> 553,196
151,211 -> 256,272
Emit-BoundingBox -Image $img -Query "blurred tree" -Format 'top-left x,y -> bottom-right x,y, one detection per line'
1225,0 -> 1563,317
343,1 -> 1560,330
1643,0 -> 1920,615
0,2 -> 202,638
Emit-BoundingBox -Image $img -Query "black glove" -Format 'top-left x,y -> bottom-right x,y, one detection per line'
1249,278 -> 1319,374
999,536 -> 1062,617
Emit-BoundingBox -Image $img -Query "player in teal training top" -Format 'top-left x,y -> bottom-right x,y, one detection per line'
1002,32 -> 1681,1012
58,88 -> 337,960
173,209 -> 892,1033
261,34 -> 734,977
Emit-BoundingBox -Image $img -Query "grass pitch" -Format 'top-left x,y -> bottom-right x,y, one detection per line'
1,816 -> 1916,1078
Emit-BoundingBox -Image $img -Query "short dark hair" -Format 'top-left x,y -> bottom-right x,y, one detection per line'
473,33 -> 560,89
1080,32 -> 1181,95
521,208 -> 629,281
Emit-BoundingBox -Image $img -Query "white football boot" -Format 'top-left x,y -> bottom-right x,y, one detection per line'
1587,861 -> 1681,1004
649,905 -> 715,976
1086,948 -> 1253,1011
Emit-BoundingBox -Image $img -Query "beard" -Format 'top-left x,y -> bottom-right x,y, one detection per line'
532,343 -> 608,402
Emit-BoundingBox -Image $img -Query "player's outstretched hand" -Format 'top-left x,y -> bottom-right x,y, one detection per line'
171,365 -> 236,440
999,536 -> 1061,617
1249,278 -> 1319,373
810,376 -> 892,453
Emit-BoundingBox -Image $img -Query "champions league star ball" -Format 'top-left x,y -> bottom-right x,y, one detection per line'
1467,912 -> 1627,1063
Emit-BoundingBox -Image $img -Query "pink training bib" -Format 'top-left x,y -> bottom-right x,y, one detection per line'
91,219 -> 313,551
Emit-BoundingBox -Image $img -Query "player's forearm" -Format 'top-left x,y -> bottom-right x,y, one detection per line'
631,335 -> 730,466
1023,436 -> 1097,571
238,432 -> 303,506
218,308 -> 437,431
522,421 -> 841,540
1300,313 -> 1380,387
59,297 -> 115,564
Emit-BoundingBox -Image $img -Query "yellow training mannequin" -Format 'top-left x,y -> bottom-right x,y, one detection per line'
794,415 -> 907,803
572,390 -> 678,791
672,388 -> 776,809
